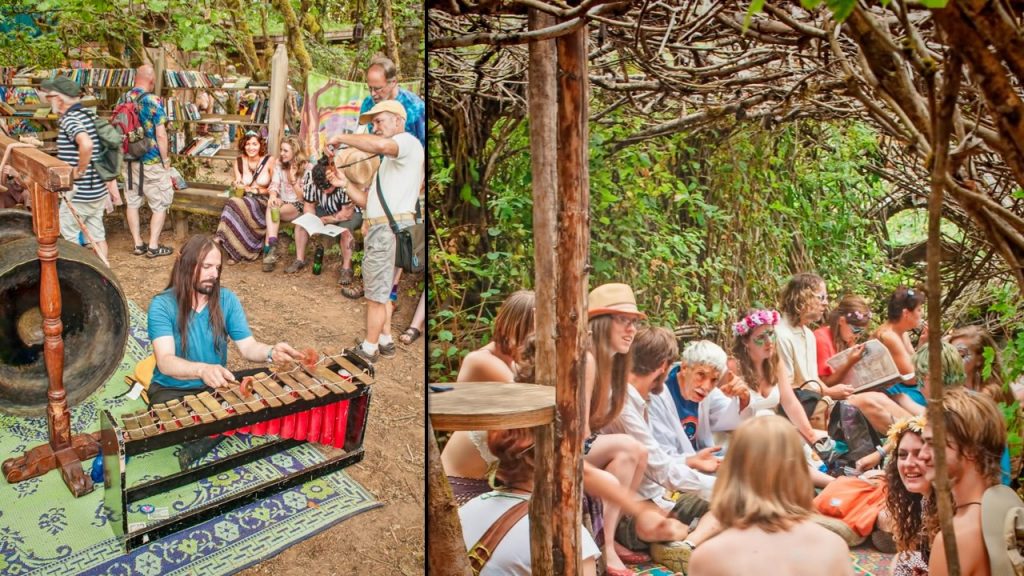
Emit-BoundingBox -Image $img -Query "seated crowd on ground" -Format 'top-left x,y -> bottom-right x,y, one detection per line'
444,275 -> 1024,575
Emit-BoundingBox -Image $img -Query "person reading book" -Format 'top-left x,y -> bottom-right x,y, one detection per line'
814,294 -> 911,433
874,287 -> 928,416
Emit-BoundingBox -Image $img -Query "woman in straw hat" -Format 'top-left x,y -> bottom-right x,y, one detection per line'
583,282 -> 653,576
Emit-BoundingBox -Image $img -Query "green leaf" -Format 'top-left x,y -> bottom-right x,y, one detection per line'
919,0 -> 949,7
826,0 -> 856,21
743,0 -> 767,31
438,330 -> 454,342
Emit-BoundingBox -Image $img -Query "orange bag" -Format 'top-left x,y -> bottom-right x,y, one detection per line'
813,476 -> 888,536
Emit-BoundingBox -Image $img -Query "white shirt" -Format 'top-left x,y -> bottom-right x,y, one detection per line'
365,131 -> 423,219
460,491 -> 600,575
775,315 -> 820,387
604,384 -> 716,505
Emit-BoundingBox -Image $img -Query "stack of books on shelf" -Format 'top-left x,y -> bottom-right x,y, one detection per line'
221,76 -> 251,90
238,97 -> 270,124
164,97 -> 202,122
178,137 -> 223,157
50,68 -> 136,87
164,71 -> 223,89
4,67 -> 50,86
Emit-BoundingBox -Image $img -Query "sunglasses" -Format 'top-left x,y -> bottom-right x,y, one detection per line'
368,80 -> 395,94
611,315 -> 642,329
815,292 -> 829,303
955,344 -> 972,363
850,325 -> 866,335
751,330 -> 776,346
244,130 -> 259,137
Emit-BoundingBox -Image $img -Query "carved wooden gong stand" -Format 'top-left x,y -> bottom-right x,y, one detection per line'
0,134 -> 100,497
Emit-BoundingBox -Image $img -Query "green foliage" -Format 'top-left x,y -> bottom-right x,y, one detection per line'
429,115 -> 916,382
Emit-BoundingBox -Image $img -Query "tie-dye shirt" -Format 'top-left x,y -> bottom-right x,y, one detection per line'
118,87 -> 167,164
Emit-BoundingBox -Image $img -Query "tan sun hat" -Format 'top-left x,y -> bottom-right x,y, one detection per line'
588,283 -> 646,319
358,99 -> 407,125
334,147 -> 380,190
982,484 -> 1024,576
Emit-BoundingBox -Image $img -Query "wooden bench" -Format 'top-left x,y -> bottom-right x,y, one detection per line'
169,182 -> 295,241
170,181 -> 228,239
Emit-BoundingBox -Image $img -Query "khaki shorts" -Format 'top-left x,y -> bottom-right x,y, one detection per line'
362,223 -> 398,304
124,162 -> 174,213
59,195 -> 107,243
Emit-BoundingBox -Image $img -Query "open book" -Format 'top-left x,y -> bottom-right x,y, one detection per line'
292,213 -> 344,238
826,339 -> 904,393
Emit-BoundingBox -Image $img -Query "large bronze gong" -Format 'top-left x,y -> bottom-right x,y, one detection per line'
0,209 -> 129,416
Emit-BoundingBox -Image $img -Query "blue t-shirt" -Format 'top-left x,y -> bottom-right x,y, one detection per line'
664,364 -> 700,447
147,287 -> 252,389
360,88 -> 425,147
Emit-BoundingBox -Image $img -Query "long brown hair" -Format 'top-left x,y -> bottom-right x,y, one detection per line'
827,294 -> 871,353
948,325 -> 1009,403
589,315 -> 632,431
279,136 -> 307,185
710,415 -> 814,532
732,309 -> 781,394
492,290 -> 535,359
884,422 -> 929,553
166,235 -> 226,358
778,273 -> 823,323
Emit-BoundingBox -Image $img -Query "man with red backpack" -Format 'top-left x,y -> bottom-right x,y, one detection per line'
116,64 -> 174,258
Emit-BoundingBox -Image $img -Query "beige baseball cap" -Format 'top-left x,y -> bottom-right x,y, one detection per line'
358,99 -> 406,125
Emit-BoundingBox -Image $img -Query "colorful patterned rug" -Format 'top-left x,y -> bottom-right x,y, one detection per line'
0,301 -> 380,575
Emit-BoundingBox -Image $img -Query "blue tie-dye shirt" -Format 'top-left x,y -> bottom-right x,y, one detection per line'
360,88 -> 425,147
118,87 -> 167,164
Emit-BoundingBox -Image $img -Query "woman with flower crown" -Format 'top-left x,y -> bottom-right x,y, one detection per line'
876,415 -> 935,576
730,308 -> 823,444
813,294 -> 911,433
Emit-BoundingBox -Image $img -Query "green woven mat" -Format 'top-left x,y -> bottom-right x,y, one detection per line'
0,300 -> 380,575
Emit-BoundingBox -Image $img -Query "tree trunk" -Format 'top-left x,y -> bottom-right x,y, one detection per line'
223,0 -> 264,80
426,421 -> 472,576
527,9 -> 558,575
553,22 -> 589,576
379,0 -> 401,73
926,52 -> 962,576
272,0 -> 313,86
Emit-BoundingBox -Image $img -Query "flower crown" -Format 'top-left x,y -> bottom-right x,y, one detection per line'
886,415 -> 927,449
845,310 -> 871,323
732,309 -> 781,337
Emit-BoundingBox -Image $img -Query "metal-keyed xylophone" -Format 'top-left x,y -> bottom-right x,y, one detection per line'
100,349 -> 374,551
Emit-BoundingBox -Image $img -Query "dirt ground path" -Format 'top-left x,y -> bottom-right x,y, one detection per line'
102,215 -> 425,575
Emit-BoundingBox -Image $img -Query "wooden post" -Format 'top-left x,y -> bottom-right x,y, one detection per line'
553,23 -> 589,576
153,47 -> 165,96
527,8 -> 558,575
926,53 -> 962,576
426,421 -> 472,576
268,43 -> 289,156
0,134 -> 100,497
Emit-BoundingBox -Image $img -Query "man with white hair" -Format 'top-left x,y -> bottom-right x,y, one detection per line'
326,100 -> 424,363
120,64 -> 174,258
38,75 -> 108,265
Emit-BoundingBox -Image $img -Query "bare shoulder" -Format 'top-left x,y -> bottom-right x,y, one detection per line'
456,349 -> 513,383
689,533 -> 730,576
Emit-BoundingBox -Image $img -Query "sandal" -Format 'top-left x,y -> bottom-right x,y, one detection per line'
398,327 -> 421,345
284,259 -> 306,274
616,549 -> 651,565
337,267 -> 355,285
341,285 -> 364,300
145,245 -> 173,258
131,244 -> 147,256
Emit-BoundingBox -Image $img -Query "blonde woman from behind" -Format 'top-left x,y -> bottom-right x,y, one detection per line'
688,415 -> 854,576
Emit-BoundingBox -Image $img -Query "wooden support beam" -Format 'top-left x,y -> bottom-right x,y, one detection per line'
528,8 -> 558,576
268,44 -> 289,156
0,134 -> 99,498
553,22 -> 589,576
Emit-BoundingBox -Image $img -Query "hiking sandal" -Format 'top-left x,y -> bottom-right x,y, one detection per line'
146,245 -> 173,258
337,267 -> 354,285
399,327 -> 421,345
131,244 -> 147,256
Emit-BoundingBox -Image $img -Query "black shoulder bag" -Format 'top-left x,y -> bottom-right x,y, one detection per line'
375,160 -> 425,273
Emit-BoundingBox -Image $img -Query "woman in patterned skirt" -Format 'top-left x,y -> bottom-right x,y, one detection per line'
214,131 -> 275,263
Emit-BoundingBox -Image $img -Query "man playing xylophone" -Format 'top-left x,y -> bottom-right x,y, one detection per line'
147,234 -> 304,468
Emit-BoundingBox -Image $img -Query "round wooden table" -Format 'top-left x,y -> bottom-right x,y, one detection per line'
428,381 -> 556,431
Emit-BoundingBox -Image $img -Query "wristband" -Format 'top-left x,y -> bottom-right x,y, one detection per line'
876,445 -> 887,460
266,346 -> 274,363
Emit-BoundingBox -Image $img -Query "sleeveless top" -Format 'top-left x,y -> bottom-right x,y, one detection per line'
468,430 -> 498,466
747,384 -> 781,417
